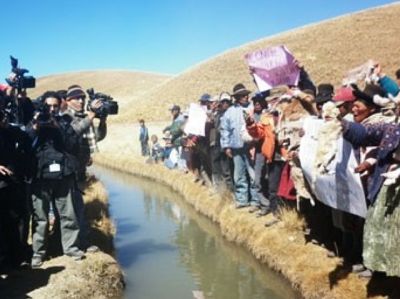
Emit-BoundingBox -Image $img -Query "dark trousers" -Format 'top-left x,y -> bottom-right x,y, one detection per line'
249,152 -> 267,205
260,160 -> 285,212
194,139 -> 212,181
0,184 -> 30,267
73,180 -> 90,250
210,146 -> 234,192
141,141 -> 149,156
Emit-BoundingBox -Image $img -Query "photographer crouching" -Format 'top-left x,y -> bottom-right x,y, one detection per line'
63,85 -> 109,253
29,91 -> 83,268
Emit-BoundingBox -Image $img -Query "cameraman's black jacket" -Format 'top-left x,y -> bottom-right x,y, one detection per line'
29,116 -> 80,180
64,109 -> 107,178
0,125 -> 33,188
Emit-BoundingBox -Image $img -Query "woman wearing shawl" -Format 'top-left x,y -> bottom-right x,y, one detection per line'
343,84 -> 400,277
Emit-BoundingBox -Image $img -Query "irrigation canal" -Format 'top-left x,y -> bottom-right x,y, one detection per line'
93,165 -> 300,299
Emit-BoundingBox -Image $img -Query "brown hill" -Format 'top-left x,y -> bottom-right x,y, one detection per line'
31,3 -> 400,122
123,2 -> 400,122
30,70 -> 170,122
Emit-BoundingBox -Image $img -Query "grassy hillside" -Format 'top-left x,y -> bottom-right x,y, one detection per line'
31,3 -> 400,123
30,70 -> 170,122
124,3 -> 400,121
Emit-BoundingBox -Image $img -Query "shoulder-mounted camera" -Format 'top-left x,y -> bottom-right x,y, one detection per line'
86,88 -> 118,118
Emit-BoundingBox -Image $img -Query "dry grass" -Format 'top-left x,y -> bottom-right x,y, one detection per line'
0,177 -> 124,299
93,149 -> 389,299
92,119 -> 393,298
27,253 -> 123,299
82,175 -> 116,254
23,3 -> 400,297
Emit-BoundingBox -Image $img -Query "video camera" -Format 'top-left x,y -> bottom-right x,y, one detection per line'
86,88 -> 118,118
5,56 -> 36,91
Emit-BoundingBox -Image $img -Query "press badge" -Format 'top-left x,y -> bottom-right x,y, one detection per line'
49,163 -> 61,173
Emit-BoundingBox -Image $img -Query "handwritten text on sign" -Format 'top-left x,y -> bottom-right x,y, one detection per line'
245,45 -> 300,91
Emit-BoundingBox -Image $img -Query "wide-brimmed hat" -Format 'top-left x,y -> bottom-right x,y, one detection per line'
199,93 -> 211,102
315,83 -> 334,104
352,84 -> 385,108
232,83 -> 251,97
66,85 -> 86,100
219,92 -> 232,103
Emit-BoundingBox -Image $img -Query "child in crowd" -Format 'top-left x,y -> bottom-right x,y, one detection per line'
150,134 -> 164,163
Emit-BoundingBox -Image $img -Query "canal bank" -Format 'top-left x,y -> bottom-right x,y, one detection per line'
93,153 -> 382,299
0,176 -> 124,299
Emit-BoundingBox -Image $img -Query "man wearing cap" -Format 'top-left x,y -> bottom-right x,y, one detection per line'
65,85 -> 107,180
163,104 -> 185,152
220,83 -> 256,208
64,84 -> 107,253
333,86 -> 356,120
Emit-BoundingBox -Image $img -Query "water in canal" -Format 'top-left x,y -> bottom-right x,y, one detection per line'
93,166 -> 300,299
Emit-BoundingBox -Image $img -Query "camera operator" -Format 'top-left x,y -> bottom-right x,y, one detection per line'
5,76 -> 35,128
65,85 -> 107,177
0,107 -> 32,271
64,85 -> 107,252
29,91 -> 84,268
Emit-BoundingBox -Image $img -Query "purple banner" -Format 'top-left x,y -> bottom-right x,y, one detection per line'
245,45 -> 300,91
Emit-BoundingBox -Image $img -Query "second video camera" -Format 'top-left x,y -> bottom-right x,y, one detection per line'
86,88 -> 118,118
5,56 -> 36,91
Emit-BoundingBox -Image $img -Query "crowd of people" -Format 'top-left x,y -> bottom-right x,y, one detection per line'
140,62 -> 400,279
0,82 -> 108,273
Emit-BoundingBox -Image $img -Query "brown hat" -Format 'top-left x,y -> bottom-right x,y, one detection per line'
232,83 -> 251,97
265,85 -> 289,101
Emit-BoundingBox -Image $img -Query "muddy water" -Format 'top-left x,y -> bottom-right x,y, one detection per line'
93,166 -> 300,299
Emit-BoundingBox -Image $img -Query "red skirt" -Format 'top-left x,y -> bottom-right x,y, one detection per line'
277,162 -> 296,201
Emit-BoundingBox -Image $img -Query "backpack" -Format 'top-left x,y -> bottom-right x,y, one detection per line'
33,126 -> 76,180
36,140 -> 66,180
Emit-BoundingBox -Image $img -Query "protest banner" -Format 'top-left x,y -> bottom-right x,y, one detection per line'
299,117 -> 367,218
184,103 -> 207,136
245,45 -> 300,91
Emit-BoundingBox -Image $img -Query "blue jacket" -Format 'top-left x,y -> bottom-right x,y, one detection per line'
343,121 -> 400,204
139,126 -> 149,142
220,104 -> 246,149
379,76 -> 399,97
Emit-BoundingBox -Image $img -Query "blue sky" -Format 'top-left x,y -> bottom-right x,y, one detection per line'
0,0 -> 397,79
